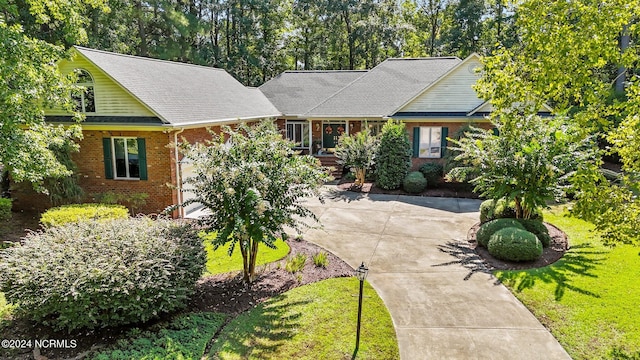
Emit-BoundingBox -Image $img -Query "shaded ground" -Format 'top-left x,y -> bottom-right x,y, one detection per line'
337,179 -> 478,199
467,222 -> 569,271
0,211 -> 41,243
0,238 -> 353,360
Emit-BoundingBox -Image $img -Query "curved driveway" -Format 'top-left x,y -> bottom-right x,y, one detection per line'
300,187 -> 571,359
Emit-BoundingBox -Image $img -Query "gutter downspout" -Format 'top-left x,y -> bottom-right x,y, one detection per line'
174,128 -> 185,218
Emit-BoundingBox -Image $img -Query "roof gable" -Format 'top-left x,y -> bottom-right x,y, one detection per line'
395,54 -> 484,114
305,57 -> 461,118
259,70 -> 366,116
74,46 -> 280,125
47,52 -> 157,118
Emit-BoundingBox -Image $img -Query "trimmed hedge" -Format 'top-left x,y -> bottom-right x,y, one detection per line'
419,163 -> 443,188
0,198 -> 11,222
403,171 -> 427,193
488,227 -> 543,262
40,203 -> 129,227
375,120 -> 412,190
518,219 -> 552,247
476,218 -> 525,248
0,218 -> 206,331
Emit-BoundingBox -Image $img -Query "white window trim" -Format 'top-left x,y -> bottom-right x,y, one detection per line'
418,127 -> 443,159
75,69 -> 96,114
286,121 -> 310,149
111,137 -> 139,180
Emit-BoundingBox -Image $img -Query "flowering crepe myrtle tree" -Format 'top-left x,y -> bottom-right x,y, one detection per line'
448,114 -> 597,219
335,127 -> 379,186
178,121 -> 331,284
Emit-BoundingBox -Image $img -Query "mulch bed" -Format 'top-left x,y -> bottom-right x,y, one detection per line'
337,178 -> 479,199
190,239 -> 353,316
467,222 -> 569,271
0,238 -> 353,360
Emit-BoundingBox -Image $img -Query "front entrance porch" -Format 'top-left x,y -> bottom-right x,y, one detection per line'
314,154 -> 343,179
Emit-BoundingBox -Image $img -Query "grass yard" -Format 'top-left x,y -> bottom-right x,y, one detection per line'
92,312 -> 228,360
207,277 -> 399,360
201,233 -> 290,275
89,278 -> 398,359
496,207 -> 640,360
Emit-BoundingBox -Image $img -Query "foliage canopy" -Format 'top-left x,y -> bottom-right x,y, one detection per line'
179,121 -> 330,284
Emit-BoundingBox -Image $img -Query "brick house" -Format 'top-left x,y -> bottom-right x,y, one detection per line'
12,46 -> 279,217
12,47 -> 550,217
259,54 -> 551,170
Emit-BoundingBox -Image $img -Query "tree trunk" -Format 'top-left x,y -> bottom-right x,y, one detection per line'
248,237 -> 259,283
135,0 -> 148,56
239,235 -> 250,283
514,197 -> 523,219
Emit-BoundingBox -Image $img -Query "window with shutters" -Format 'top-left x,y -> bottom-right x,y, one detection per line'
103,137 -> 147,180
418,127 -> 442,158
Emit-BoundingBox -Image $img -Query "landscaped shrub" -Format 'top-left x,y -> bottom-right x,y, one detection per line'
476,218 -> 525,248
479,198 -> 543,223
403,171 -> 427,193
518,219 -> 552,247
93,192 -> 149,214
0,217 -> 206,331
375,120 -> 412,190
0,198 -> 11,222
488,227 -> 543,262
419,163 -> 443,188
479,199 -> 497,224
312,251 -> 328,268
40,203 -> 128,227
285,254 -> 307,273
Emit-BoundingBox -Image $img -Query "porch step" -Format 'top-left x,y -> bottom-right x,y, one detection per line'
315,155 -> 343,179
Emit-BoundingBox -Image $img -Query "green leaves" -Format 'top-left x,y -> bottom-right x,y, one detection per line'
180,121 -> 330,284
375,120 -> 412,190
0,218 -> 205,331
449,115 -> 597,219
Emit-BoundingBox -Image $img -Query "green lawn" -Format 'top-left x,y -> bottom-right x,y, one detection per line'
207,277 -> 399,360
91,312 -> 228,360
496,207 -> 640,360
90,278 -> 398,360
200,233 -> 290,275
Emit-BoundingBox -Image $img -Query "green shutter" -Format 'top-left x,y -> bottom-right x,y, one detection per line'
137,138 -> 148,180
492,127 -> 499,136
412,127 -> 420,158
102,138 -> 113,179
441,127 -> 449,158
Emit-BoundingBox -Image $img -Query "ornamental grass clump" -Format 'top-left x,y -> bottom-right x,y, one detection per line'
0,217 -> 205,331
40,203 -> 129,227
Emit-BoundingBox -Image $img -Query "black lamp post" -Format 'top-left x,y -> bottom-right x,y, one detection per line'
353,262 -> 369,359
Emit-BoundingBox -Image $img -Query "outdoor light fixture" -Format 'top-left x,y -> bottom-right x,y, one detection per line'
315,123 -> 320,131
353,262 -> 369,359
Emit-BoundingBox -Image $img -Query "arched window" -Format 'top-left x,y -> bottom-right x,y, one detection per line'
73,69 -> 95,113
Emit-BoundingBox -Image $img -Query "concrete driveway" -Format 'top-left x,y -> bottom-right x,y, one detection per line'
299,187 -> 571,360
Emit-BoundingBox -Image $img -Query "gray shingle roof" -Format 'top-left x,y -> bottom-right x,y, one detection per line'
258,70 -> 367,116
75,46 -> 280,125
306,57 -> 461,118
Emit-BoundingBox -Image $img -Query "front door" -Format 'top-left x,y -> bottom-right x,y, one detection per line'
322,123 -> 345,151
